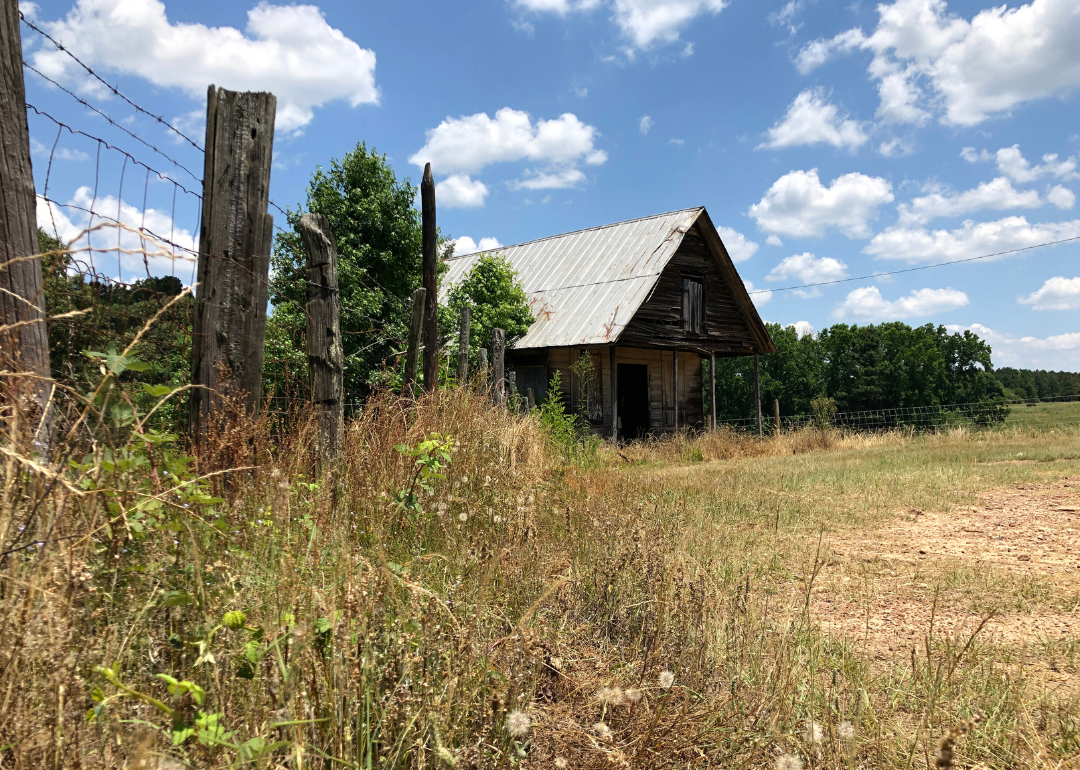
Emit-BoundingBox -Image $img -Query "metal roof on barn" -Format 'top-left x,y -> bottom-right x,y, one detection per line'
440,206 -> 768,351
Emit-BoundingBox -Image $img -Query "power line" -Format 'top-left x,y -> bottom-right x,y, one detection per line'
19,12 -> 205,152
749,235 -> 1080,296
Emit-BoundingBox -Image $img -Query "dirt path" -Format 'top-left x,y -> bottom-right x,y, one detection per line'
809,475 -> 1080,694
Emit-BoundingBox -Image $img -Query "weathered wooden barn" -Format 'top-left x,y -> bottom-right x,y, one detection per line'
441,207 -> 776,438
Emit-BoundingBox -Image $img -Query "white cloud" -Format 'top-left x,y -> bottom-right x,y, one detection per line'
758,89 -> 869,150
864,215 -> 1080,262
766,252 -> 849,297
29,138 -> 88,161
1048,186 -> 1076,210
833,285 -> 968,321
743,279 -> 772,307
992,145 -> 1078,184
793,320 -> 815,338
748,169 -> 894,238
766,235 -> 784,246
30,0 -> 378,134
896,177 -> 1042,225
796,0 -> 1080,127
668,138 -> 685,146
452,236 -> 504,256
612,0 -> 728,49
878,137 -> 914,157
715,226 -> 758,263
639,115 -> 653,135
438,175 -> 489,208
515,0 -> 727,50
947,322 -> 1080,369
510,168 -> 588,190
409,108 -> 605,175
1019,276 -> 1080,311
37,187 -> 197,282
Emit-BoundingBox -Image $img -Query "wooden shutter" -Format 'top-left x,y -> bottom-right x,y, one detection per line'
682,277 -> 704,334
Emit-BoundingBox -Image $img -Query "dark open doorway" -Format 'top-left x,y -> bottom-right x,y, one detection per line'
617,364 -> 650,440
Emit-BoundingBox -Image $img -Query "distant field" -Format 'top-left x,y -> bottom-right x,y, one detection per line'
1003,399 -> 1080,428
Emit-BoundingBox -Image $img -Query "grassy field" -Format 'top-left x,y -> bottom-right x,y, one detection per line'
2,390 -> 1079,769
1004,399 -> 1080,430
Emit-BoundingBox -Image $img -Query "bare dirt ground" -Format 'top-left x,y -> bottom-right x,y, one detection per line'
809,474 -> 1080,694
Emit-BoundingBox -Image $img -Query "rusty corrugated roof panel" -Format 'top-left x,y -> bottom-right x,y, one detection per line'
440,207 -> 703,349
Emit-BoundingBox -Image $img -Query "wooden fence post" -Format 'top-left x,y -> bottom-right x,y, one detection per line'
190,85 -> 276,439
457,305 -> 470,384
403,287 -> 425,396
709,352 -> 716,431
773,398 -> 780,436
0,0 -> 52,420
754,353 -> 762,436
491,328 -> 505,405
526,387 -> 535,411
421,163 -> 438,393
298,213 -> 343,462
478,348 -> 488,387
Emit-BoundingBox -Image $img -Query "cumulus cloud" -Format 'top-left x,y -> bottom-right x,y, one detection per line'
438,175 -> 489,208
947,322 -> 1080,369
716,226 -> 759,263
1019,276 -> 1080,311
452,236 -> 504,256
758,89 -> 869,150
748,169 -> 894,239
864,215 -> 1080,262
29,0 -> 378,133
766,235 -> 784,246
896,177 -> 1042,225
37,188 -> 197,282
833,285 -> 969,321
793,320 -> 815,338
990,145 -> 1078,184
766,252 -> 849,297
514,0 -> 727,50
795,0 -> 1080,127
1048,186 -> 1076,210
409,108 -> 605,204
639,115 -> 653,135
743,280 -> 772,307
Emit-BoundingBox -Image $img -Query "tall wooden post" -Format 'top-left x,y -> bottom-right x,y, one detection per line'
773,398 -> 781,436
298,213 -> 343,462
491,328 -> 505,405
0,0 -> 52,415
478,347 -> 488,387
403,288 -> 425,396
610,345 -> 618,442
190,86 -> 275,439
709,352 -> 716,431
673,349 -> 679,435
754,353 -> 762,436
457,305 -> 470,383
421,163 -> 438,392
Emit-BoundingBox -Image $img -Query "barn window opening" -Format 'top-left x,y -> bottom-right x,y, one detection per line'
682,276 -> 704,334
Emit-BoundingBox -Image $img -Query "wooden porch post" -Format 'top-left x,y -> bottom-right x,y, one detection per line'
754,353 -> 762,436
710,352 -> 716,431
673,349 -> 679,435
609,345 -> 618,442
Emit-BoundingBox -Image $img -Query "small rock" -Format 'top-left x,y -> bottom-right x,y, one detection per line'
918,549 -> 927,555
1017,554 -> 1031,561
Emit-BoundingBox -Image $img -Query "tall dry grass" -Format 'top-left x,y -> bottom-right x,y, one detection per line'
1,375 -> 1077,769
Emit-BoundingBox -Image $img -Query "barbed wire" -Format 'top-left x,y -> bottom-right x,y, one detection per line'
27,104 -> 204,201
19,12 -> 205,152
22,60 -> 203,185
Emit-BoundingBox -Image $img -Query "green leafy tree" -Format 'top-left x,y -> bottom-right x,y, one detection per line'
446,253 -> 533,364
266,143 -> 439,405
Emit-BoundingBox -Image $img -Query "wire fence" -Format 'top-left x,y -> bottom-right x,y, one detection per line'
713,394 -> 1080,434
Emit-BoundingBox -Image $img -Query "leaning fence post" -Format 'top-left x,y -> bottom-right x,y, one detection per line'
190,85 -> 276,441
421,163 -> 438,393
457,305 -> 470,384
403,287 -> 426,397
0,0 -> 52,423
298,213 -> 343,462
491,328 -> 505,405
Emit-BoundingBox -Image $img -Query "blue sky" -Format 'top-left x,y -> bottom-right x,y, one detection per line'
19,0 -> 1080,369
